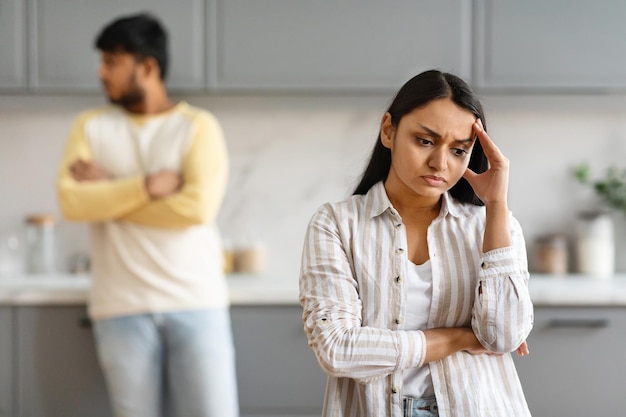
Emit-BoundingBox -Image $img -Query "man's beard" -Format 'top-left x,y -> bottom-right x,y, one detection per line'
106,73 -> 145,108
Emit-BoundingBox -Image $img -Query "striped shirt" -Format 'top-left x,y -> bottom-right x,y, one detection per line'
299,181 -> 533,417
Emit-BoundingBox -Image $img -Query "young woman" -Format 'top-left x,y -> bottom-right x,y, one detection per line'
299,70 -> 533,417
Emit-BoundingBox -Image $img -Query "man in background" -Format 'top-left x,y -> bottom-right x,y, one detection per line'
56,13 -> 238,417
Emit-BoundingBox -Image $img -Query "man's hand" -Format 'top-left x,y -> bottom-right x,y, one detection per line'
70,159 -> 111,182
145,170 -> 183,199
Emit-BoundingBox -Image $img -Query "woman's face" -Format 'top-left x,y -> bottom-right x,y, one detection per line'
381,97 -> 477,202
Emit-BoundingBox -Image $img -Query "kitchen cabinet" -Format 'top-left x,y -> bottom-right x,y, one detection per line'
0,0 -> 27,89
513,307 -> 626,416
230,305 -> 327,417
474,0 -> 626,91
2,303 -> 325,417
209,0 -> 472,92
0,307 -> 13,417
15,306 -> 111,417
29,0 -> 206,92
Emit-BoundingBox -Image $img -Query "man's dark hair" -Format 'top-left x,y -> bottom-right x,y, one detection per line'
95,13 -> 169,80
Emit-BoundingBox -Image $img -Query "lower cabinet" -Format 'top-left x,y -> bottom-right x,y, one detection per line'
6,304 -> 626,416
2,304 -> 326,417
0,307 -> 13,417
15,306 -> 111,417
230,305 -> 327,417
514,307 -> 626,417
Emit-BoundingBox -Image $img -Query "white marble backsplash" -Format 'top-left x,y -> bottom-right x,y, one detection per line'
2,93 -> 626,281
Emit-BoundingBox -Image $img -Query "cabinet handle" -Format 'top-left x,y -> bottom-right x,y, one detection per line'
78,316 -> 92,328
547,318 -> 609,328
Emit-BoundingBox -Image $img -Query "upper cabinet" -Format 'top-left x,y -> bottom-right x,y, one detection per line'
29,0 -> 206,92
0,0 -> 27,89
7,1 -> 626,93
208,0 -> 472,92
474,0 -> 626,92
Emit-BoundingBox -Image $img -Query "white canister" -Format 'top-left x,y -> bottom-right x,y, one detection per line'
575,211 -> 615,279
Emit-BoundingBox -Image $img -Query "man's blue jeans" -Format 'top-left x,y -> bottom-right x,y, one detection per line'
93,308 -> 239,417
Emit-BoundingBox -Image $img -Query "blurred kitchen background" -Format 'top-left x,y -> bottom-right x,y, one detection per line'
3,1 -> 626,417
2,0 -> 626,279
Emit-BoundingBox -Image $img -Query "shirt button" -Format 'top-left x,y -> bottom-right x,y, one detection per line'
391,386 -> 399,394
396,248 -> 404,254
395,275 -> 403,283
481,262 -> 489,269
395,318 -> 402,325
395,223 -> 402,228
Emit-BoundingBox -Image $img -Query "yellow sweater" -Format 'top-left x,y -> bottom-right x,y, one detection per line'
57,102 -> 229,319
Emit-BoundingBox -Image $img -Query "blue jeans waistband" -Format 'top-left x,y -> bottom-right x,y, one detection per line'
403,396 -> 438,417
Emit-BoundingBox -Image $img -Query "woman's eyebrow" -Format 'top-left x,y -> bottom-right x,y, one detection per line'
418,123 -> 441,138
455,138 -> 475,146
418,123 -> 475,144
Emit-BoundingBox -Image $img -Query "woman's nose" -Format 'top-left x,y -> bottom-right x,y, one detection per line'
428,148 -> 447,171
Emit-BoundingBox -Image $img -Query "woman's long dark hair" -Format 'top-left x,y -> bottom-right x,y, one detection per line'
353,70 -> 488,206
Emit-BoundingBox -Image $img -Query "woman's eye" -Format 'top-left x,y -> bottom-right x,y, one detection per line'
452,148 -> 468,157
416,138 -> 432,146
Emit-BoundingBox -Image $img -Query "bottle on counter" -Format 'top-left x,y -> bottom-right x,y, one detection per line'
0,231 -> 24,277
535,234 -> 568,276
235,240 -> 268,275
24,214 -> 59,274
222,239 -> 236,274
575,211 -> 615,279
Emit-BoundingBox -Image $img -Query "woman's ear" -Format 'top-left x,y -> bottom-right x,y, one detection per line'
380,112 -> 395,150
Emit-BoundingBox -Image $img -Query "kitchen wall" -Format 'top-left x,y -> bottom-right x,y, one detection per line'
1,92 -> 626,281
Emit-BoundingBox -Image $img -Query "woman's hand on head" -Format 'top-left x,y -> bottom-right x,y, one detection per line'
462,119 -> 510,206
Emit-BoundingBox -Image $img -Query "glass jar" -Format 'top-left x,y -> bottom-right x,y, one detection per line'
24,214 -> 58,274
575,211 -> 615,279
0,231 -> 24,277
536,234 -> 568,275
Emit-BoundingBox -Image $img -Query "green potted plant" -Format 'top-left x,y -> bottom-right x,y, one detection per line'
574,163 -> 626,212
573,163 -> 624,278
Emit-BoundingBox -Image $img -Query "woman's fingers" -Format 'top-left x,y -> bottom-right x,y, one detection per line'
472,120 -> 506,165
516,341 -> 530,356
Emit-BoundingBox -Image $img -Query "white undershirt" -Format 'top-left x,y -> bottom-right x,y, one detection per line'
402,259 -> 435,398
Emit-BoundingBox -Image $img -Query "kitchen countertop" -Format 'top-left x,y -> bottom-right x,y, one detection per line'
0,273 -> 300,306
1,273 -> 626,306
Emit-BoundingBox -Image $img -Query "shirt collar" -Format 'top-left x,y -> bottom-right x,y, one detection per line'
364,181 -> 472,220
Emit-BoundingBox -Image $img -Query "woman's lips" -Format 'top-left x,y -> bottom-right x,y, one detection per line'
422,175 -> 445,187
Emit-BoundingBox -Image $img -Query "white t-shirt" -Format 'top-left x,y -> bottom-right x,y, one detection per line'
402,259 -> 435,398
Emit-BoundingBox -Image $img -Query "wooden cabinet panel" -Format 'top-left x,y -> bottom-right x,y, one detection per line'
230,305 -> 327,416
30,0 -> 206,91
514,307 -> 626,416
210,0 -> 472,92
0,307 -> 13,417
15,306 -> 111,417
475,0 -> 626,91
0,0 -> 27,89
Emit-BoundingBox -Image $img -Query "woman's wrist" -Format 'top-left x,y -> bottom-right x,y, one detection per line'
483,201 -> 511,252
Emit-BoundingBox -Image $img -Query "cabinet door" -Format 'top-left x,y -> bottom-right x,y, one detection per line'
30,0 -> 205,91
475,0 -> 626,91
0,307 -> 13,417
210,0 -> 472,92
513,307 -> 626,416
16,306 -> 111,417
230,305 -> 326,417
0,0 -> 27,89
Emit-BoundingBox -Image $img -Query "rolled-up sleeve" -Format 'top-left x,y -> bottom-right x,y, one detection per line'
470,216 -> 534,353
299,204 -> 426,384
